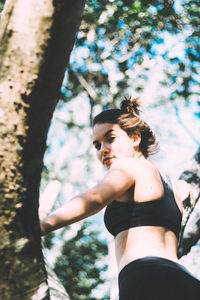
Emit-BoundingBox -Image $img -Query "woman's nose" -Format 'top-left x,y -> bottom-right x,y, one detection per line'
100,143 -> 110,155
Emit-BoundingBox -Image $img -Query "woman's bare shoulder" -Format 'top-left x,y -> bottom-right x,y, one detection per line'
110,157 -> 146,174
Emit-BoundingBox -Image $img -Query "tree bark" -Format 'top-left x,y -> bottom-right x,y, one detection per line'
178,146 -> 200,257
0,0 -> 85,299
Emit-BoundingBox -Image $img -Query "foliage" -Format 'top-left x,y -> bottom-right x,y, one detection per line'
50,221 -> 109,300
0,0 -> 4,12
62,0 -> 183,116
43,231 -> 56,250
161,0 -> 200,102
56,0 -> 199,126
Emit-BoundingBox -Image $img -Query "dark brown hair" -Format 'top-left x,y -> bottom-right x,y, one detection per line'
92,97 -> 159,157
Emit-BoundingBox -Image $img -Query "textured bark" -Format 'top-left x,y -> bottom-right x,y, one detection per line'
0,0 -> 85,299
178,147 -> 200,257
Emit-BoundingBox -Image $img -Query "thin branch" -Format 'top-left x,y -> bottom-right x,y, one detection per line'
39,180 -> 61,219
74,72 -> 97,101
178,146 -> 200,257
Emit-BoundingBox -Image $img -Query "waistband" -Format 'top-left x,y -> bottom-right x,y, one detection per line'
118,256 -> 191,281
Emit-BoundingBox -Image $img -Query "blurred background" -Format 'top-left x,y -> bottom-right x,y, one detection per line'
35,0 -> 200,299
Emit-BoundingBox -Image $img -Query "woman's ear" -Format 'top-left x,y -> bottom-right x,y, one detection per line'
131,131 -> 141,148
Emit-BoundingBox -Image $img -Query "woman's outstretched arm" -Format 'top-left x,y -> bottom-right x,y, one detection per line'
40,158 -> 136,235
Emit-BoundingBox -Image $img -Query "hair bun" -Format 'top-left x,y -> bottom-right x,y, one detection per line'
120,97 -> 142,116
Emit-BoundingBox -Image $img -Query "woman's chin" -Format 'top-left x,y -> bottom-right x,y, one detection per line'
103,161 -> 112,170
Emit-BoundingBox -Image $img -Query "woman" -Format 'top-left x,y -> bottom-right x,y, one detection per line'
40,97 -> 200,300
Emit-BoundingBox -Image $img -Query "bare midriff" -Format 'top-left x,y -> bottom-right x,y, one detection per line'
115,225 -> 180,273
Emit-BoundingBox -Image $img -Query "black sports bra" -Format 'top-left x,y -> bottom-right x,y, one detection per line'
104,173 -> 182,239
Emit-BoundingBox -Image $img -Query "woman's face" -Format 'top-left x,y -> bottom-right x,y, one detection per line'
92,123 -> 140,169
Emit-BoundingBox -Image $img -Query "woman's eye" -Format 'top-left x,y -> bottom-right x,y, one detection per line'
94,143 -> 101,150
108,136 -> 115,143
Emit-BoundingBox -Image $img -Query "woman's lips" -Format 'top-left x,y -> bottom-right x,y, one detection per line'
103,157 -> 114,165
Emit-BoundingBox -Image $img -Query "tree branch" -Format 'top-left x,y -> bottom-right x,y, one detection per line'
178,147 -> 200,257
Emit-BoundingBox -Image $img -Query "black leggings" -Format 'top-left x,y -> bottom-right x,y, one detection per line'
118,257 -> 200,300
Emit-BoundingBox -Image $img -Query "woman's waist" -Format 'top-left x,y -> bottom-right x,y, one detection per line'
115,227 -> 179,272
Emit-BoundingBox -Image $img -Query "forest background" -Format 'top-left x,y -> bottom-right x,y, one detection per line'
0,0 -> 200,299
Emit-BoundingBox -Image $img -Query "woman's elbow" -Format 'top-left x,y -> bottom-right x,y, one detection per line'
84,189 -> 105,211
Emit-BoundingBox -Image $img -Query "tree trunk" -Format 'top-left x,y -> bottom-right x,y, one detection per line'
0,0 -> 85,299
178,146 -> 200,257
